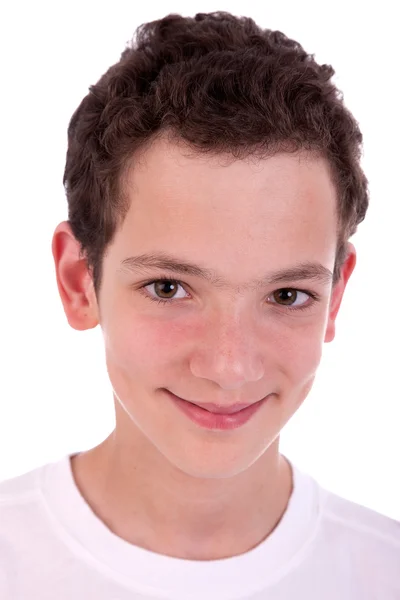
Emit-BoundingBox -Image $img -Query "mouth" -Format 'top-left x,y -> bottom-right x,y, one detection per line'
164,390 -> 270,431
182,399 -> 262,414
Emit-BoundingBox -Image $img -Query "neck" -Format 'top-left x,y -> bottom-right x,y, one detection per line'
71,432 -> 293,560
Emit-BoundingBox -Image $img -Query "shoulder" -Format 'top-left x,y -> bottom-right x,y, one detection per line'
0,460 -> 60,533
0,463 -> 45,507
0,463 -> 53,598
320,486 -> 400,548
318,484 -> 400,590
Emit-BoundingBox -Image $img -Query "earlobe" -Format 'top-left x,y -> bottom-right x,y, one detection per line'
51,221 -> 99,331
324,242 -> 357,344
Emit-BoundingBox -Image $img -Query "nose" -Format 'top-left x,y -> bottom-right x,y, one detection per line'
189,313 -> 265,390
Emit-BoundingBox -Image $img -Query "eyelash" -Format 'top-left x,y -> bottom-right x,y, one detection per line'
137,277 -> 320,312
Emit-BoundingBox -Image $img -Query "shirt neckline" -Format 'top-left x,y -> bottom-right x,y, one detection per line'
39,452 -> 321,599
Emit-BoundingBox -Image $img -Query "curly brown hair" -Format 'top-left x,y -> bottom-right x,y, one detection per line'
64,11 -> 369,300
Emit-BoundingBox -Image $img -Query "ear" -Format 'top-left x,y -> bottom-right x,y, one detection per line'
324,242 -> 357,343
51,221 -> 100,331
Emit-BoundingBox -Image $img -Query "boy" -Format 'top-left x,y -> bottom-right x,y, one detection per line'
1,11 -> 399,599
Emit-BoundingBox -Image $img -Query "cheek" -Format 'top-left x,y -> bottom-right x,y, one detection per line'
103,315 -> 185,374
272,321 -> 326,385
291,341 -> 323,385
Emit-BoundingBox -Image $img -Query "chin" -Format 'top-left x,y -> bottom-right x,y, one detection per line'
157,435 -> 271,480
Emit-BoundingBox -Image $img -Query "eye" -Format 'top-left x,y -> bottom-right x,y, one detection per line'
138,278 -> 319,311
141,279 -> 189,303
269,288 -> 312,309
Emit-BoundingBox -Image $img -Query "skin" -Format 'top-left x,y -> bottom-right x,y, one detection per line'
52,138 -> 356,560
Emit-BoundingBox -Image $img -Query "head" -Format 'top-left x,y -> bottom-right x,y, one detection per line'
53,12 -> 368,479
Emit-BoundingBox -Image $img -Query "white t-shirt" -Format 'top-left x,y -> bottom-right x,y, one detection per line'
0,453 -> 399,599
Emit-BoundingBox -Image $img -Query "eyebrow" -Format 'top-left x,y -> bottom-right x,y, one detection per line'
118,252 -> 333,290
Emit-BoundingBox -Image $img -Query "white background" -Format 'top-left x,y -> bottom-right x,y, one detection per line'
0,1 -> 398,519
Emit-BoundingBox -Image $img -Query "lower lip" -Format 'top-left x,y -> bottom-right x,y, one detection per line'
165,391 -> 269,431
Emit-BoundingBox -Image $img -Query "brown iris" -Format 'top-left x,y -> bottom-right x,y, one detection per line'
154,280 -> 178,298
272,289 -> 299,306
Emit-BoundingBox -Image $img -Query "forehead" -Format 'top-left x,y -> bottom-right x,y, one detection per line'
125,139 -> 337,218
132,136 -> 334,183
116,140 -> 338,283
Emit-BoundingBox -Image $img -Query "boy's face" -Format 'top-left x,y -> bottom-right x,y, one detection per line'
54,138 -> 356,479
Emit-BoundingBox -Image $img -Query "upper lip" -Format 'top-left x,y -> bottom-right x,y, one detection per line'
190,402 -> 258,414
169,391 -> 266,414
